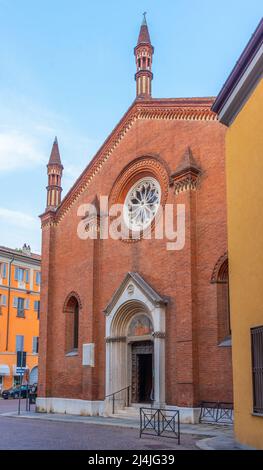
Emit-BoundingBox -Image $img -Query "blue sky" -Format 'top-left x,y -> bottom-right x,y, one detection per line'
0,0 -> 262,253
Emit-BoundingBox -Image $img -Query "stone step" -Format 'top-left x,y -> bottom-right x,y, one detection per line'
110,406 -> 140,420
117,409 -> 139,416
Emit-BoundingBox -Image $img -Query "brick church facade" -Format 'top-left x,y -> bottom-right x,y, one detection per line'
37,17 -> 232,421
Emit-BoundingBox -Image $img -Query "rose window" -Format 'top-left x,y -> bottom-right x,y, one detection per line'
124,177 -> 161,231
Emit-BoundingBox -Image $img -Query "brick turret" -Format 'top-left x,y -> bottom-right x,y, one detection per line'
134,13 -> 154,99
46,137 -> 63,211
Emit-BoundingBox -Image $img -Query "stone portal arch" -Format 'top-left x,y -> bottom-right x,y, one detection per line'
104,272 -> 167,412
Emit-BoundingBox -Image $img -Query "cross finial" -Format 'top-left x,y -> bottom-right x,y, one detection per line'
142,12 -> 147,25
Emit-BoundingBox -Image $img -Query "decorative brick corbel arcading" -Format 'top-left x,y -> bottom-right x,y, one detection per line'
171,147 -> 202,195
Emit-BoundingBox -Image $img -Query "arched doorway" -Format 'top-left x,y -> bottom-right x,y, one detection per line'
128,314 -> 154,403
29,366 -> 38,385
104,272 -> 166,412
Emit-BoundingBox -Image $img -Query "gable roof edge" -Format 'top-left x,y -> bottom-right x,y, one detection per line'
41,98 -> 216,226
103,271 -> 167,316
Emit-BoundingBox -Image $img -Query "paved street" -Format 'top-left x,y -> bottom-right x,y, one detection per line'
0,415 -> 204,450
0,399 -> 243,450
0,397 -> 35,414
0,399 -> 201,450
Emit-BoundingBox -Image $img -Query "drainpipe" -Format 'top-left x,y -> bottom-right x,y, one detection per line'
6,257 -> 14,351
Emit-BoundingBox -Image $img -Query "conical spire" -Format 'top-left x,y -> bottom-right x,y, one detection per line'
171,147 -> 202,195
46,137 -> 63,211
48,136 -> 62,166
175,147 -> 201,174
134,14 -> 154,99
137,12 -> 151,45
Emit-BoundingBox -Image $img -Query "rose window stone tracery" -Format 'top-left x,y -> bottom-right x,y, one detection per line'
124,177 -> 161,231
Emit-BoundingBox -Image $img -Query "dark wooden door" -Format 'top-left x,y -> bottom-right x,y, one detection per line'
131,341 -> 153,403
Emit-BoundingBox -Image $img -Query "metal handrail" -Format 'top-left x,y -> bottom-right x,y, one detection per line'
105,385 -> 131,414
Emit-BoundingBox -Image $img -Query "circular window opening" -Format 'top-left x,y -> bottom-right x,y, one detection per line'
123,177 -> 161,232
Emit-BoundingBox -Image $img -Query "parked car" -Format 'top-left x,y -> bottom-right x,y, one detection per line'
1,385 -> 30,400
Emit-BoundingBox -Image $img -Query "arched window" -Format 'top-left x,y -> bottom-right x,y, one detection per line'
63,294 -> 80,352
211,254 -> 231,344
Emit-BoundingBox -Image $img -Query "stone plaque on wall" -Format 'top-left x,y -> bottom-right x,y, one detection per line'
82,343 -> 95,367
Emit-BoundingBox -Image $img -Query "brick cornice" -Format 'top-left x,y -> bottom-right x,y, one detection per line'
41,98 -> 217,226
40,209 -> 57,229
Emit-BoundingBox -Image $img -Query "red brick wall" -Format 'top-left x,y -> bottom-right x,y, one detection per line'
39,114 -> 233,406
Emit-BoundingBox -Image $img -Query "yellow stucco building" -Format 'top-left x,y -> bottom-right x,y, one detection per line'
213,19 -> 263,449
0,245 -> 41,392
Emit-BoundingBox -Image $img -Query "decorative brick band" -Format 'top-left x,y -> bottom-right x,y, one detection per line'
137,106 -> 216,122
105,336 -> 126,343
152,331 -> 166,338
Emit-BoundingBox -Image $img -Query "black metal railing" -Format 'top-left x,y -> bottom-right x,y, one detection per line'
105,385 -> 131,414
140,407 -> 180,443
199,401 -> 233,424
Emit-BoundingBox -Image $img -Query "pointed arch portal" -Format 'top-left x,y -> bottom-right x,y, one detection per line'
104,272 -> 167,412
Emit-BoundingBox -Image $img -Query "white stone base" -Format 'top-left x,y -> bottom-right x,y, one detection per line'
165,405 -> 201,424
36,397 -> 104,416
36,397 -> 200,423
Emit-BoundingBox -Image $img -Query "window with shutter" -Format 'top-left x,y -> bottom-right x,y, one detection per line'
14,267 -> 19,281
1,263 -> 7,279
36,272 -> 41,285
25,270 -> 29,284
25,299 -> 29,310
17,298 -> 25,317
34,300 -> 40,318
0,294 -> 5,314
13,296 -> 18,308
15,267 -> 25,282
32,337 -> 39,354
18,268 -> 24,282
251,326 -> 263,414
16,335 -> 24,352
